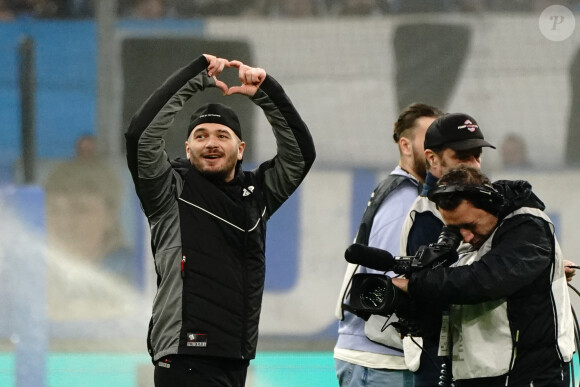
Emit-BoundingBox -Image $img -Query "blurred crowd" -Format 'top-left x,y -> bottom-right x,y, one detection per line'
1,0 -> 579,20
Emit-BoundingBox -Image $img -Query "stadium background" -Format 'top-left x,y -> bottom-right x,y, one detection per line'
1,1 -> 580,386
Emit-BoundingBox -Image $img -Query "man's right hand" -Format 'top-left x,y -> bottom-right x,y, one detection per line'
203,54 -> 229,94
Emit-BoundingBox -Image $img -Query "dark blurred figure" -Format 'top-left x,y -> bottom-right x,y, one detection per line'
130,0 -> 166,18
8,0 -> 94,18
270,0 -> 322,17
75,133 -> 97,158
279,0 -> 315,17
171,0 -> 247,17
44,134 -> 137,320
388,0 -> 455,13
24,0 -> 69,18
44,134 -> 133,283
0,0 -> 16,20
68,0 -> 94,17
500,133 -> 531,169
329,0 -> 387,15
456,0 -> 576,12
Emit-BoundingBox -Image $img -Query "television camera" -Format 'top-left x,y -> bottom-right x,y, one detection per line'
343,226 -> 462,327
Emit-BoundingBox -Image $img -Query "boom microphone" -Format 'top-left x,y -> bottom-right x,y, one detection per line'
344,243 -> 397,272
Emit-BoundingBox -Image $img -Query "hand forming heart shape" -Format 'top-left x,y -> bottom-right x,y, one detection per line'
204,54 -> 266,97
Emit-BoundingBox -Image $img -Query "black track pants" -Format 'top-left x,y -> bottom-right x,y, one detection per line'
154,355 -> 249,387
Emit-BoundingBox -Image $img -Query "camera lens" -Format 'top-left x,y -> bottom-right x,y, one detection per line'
359,276 -> 389,309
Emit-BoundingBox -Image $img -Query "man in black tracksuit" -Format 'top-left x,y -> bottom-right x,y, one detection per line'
392,165 -> 574,386
125,54 -> 315,386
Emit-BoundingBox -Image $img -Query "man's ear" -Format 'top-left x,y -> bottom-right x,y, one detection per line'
399,137 -> 412,156
185,140 -> 191,160
237,141 -> 246,161
425,149 -> 437,166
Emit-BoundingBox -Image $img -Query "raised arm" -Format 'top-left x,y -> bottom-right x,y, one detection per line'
125,55 -> 217,216
247,68 -> 316,215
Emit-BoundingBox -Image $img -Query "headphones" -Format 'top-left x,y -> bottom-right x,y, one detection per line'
428,183 -> 505,215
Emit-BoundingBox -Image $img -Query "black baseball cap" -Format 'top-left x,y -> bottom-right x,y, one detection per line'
187,103 -> 242,140
424,113 -> 495,151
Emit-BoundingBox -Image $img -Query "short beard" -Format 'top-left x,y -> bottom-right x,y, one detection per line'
199,168 -> 229,183
411,146 -> 427,181
414,158 -> 427,181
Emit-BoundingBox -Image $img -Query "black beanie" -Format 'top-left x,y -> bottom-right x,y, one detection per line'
187,103 -> 242,140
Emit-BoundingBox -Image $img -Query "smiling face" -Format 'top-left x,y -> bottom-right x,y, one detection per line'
439,199 -> 498,249
186,123 -> 245,182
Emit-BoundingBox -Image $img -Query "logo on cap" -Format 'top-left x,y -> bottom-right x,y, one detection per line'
458,120 -> 478,133
199,113 -> 222,119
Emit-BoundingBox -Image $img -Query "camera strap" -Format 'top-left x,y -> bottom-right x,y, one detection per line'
355,174 -> 419,245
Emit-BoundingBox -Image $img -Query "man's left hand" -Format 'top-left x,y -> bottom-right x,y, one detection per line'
564,260 -> 577,282
223,60 -> 266,97
391,278 -> 409,293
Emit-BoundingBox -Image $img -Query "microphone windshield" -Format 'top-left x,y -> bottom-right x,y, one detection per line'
344,244 -> 396,272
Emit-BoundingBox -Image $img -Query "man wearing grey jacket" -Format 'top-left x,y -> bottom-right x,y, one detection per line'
125,54 -> 315,386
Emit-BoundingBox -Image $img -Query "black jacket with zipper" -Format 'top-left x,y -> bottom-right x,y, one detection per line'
408,180 -> 574,386
125,55 -> 315,362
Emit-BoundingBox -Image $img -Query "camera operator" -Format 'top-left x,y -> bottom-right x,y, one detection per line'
392,165 -> 575,386
398,113 -> 495,386
334,103 -> 443,386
